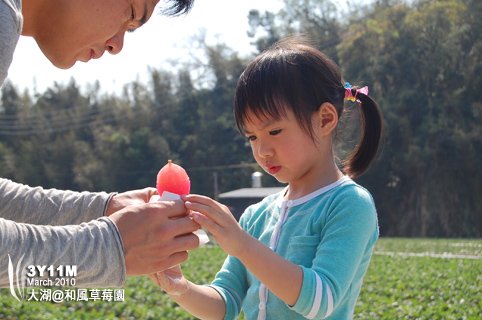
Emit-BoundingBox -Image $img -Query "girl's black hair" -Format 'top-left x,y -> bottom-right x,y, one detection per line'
234,36 -> 383,178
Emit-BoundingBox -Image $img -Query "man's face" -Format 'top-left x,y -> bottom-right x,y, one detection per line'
33,0 -> 160,69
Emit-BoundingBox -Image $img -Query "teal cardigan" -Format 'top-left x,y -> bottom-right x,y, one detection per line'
210,177 -> 379,319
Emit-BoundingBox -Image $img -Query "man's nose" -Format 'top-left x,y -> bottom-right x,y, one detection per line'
106,31 -> 125,55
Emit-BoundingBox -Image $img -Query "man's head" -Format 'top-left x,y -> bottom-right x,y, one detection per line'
21,0 -> 194,69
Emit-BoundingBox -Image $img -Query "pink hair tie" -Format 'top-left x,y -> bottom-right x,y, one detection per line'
344,82 -> 369,102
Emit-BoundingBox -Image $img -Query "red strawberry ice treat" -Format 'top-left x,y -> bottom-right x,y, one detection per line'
154,160 -> 209,246
156,160 -> 191,197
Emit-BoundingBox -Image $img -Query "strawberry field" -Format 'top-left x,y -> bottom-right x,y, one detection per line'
0,238 -> 480,319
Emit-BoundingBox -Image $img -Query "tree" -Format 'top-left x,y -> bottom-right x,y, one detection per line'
1,0 -> 479,236
338,0 -> 481,236
248,0 -> 343,59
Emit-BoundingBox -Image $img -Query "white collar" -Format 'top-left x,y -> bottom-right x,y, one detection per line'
276,176 -> 351,209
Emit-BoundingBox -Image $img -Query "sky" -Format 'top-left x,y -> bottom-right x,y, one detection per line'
7,0 -> 285,95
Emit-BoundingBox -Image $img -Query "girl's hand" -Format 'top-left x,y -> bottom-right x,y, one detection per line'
183,194 -> 249,257
149,265 -> 189,296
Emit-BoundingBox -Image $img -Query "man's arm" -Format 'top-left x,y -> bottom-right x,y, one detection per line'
0,0 -> 21,86
0,200 -> 201,288
0,178 -> 113,225
0,217 -> 126,287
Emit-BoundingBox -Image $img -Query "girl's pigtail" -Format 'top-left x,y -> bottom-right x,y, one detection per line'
342,89 -> 383,178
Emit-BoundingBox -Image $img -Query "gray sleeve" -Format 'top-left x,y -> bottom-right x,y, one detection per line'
0,178 -> 115,225
0,216 -> 126,288
0,0 -> 22,87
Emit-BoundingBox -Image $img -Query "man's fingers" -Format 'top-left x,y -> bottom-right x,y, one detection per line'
172,233 -> 200,251
155,251 -> 189,272
112,199 -> 203,276
146,199 -> 189,218
159,216 -> 200,240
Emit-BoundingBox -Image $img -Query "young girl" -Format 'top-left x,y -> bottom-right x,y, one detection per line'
153,36 -> 383,319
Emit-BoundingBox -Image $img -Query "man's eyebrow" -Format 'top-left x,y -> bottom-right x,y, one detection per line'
139,3 -> 148,25
130,3 -> 148,32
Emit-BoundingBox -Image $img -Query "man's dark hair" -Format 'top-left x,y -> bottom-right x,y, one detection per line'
162,0 -> 195,16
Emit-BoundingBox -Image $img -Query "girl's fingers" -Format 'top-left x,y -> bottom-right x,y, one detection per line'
185,201 -> 224,224
190,212 -> 223,237
184,194 -> 228,213
183,194 -> 213,204
148,273 -> 160,286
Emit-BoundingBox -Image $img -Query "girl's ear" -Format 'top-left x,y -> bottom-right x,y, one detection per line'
315,102 -> 338,136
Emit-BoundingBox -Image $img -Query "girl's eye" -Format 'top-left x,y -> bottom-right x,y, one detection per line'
269,129 -> 282,136
247,135 -> 257,142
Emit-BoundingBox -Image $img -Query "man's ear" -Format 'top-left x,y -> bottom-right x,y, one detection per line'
315,102 -> 338,136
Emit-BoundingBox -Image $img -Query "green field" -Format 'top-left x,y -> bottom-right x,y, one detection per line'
1,238 -> 481,319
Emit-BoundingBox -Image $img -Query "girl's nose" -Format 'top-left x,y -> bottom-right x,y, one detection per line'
256,140 -> 274,159
106,31 -> 125,55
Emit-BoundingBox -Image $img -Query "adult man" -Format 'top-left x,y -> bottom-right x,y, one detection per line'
0,0 -> 199,287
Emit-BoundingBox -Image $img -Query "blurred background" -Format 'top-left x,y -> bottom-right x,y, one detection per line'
1,1 -> 481,319
1,0 -> 480,238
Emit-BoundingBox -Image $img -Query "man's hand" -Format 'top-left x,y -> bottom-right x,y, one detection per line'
109,200 -> 200,275
105,188 -> 158,216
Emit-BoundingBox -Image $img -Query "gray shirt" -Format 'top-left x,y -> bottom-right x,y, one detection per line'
0,179 -> 126,288
0,1 -> 126,288
0,0 -> 21,87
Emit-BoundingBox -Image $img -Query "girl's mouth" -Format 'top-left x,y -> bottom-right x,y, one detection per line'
267,166 -> 281,175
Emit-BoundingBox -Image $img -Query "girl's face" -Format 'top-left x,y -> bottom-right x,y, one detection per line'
27,0 -> 159,69
244,108 -> 334,193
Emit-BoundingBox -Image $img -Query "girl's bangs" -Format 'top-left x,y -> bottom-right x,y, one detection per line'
235,57 -> 291,131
